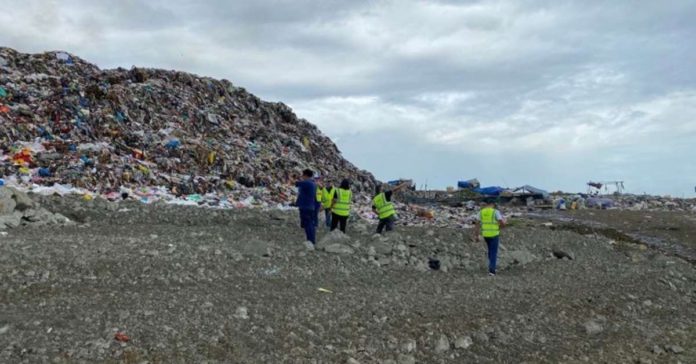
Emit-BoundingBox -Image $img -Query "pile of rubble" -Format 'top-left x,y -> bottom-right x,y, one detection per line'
0,47 -> 376,206
0,186 -> 72,230
551,193 -> 696,212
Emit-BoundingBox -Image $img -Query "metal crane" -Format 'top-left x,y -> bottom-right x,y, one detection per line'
587,181 -> 625,195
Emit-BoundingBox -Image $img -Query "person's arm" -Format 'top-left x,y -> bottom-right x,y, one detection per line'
471,213 -> 482,242
496,210 -> 507,228
472,221 -> 482,242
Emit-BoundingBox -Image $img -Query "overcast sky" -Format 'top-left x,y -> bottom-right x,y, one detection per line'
2,0 -> 695,196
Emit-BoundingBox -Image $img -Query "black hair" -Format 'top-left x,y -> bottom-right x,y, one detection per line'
302,169 -> 314,178
375,185 -> 382,194
340,179 -> 351,189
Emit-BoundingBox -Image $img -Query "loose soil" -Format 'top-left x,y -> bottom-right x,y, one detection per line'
1,197 -> 694,363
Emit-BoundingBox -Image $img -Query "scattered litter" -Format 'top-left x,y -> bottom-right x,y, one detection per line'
114,332 -> 129,342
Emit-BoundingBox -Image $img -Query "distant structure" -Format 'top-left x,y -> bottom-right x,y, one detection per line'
587,181 -> 625,195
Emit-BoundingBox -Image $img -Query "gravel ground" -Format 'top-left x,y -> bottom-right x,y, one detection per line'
1,196 -> 695,363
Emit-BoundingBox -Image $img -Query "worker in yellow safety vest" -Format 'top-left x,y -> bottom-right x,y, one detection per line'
371,182 -> 409,234
475,198 -> 507,276
330,179 -> 352,233
315,177 -> 335,229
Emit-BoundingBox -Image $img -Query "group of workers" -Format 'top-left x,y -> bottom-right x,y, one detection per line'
294,169 -> 507,276
294,169 -> 407,247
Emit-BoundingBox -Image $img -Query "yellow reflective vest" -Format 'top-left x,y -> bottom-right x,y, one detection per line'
480,207 -> 500,238
316,187 -> 323,203
372,192 -> 396,219
320,187 -> 335,209
332,188 -> 352,217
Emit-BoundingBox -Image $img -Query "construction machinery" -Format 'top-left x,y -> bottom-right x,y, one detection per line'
587,181 -> 625,195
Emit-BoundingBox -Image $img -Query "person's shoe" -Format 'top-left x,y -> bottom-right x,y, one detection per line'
304,241 -> 315,250
488,272 -> 496,276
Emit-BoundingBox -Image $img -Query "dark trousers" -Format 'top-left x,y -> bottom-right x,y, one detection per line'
330,213 -> 348,233
484,235 -> 500,274
376,215 -> 395,234
324,209 -> 332,228
313,202 -> 321,227
299,208 -> 316,244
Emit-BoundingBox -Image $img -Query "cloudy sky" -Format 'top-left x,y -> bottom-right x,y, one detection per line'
2,0 -> 695,196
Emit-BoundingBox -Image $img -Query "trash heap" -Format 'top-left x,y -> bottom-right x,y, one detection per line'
0,47 -> 377,206
552,193 -> 696,212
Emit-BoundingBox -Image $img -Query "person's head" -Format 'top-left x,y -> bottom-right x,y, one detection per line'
340,178 -> 351,190
375,185 -> 382,195
302,169 -> 314,180
314,176 -> 323,187
483,197 -> 496,206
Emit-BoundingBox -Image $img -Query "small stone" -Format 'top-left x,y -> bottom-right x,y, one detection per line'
454,336 -> 473,349
434,334 -> 450,353
651,345 -> 665,355
584,320 -> 603,335
397,354 -> 416,364
346,358 -> 360,364
234,306 -> 249,320
401,339 -> 417,353
0,325 -> 9,334
317,230 -> 350,250
473,331 -> 489,343
666,345 -> 684,354
552,249 -> 574,260
323,243 -> 354,255
367,246 -> 377,256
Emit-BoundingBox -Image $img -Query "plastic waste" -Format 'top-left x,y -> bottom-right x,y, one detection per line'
38,167 -> 52,177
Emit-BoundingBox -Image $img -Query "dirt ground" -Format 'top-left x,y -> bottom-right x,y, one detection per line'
564,210 -> 696,247
532,209 -> 696,264
1,196 -> 695,363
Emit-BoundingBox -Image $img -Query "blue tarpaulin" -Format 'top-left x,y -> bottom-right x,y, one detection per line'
457,178 -> 480,189
474,186 -> 505,196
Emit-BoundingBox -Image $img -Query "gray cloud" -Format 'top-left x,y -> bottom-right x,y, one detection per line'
1,0 -> 695,196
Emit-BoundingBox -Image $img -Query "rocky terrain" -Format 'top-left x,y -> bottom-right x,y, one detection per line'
1,194 -> 694,363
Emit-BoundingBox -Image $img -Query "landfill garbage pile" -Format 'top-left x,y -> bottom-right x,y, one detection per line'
0,47 -> 377,206
0,186 -> 72,230
550,193 -> 696,212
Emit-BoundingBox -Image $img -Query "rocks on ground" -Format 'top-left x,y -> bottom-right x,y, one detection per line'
0,186 -> 72,229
